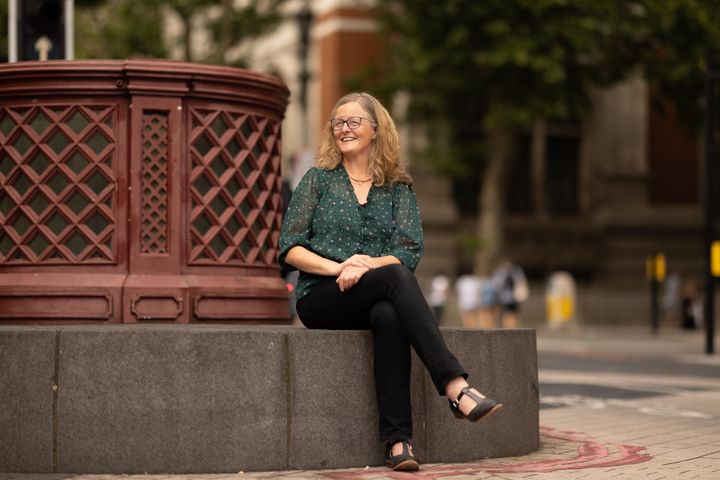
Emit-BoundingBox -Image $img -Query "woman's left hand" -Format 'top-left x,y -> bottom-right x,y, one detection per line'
336,264 -> 370,292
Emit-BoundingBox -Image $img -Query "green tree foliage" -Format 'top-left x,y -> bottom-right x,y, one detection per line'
375,0 -> 720,203
203,0 -> 286,65
75,0 -> 286,64
640,1 -> 720,127
76,0 -> 168,59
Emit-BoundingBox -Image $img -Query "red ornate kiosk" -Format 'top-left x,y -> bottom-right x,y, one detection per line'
0,60 -> 290,323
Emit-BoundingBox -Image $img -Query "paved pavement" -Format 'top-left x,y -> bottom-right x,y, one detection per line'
2,325 -> 719,480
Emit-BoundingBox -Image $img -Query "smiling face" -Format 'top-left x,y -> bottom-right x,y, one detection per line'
332,101 -> 376,160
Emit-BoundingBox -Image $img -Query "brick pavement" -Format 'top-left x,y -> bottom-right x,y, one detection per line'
2,327 -> 719,480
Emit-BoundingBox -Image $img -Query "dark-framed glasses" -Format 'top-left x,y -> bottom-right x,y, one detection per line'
330,116 -> 376,131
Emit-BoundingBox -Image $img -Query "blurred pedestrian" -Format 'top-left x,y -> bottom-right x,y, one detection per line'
279,92 -> 503,472
662,271 -> 681,327
492,258 -> 528,328
428,272 -> 450,324
456,270 -> 481,328
680,278 -> 701,330
478,275 -> 497,328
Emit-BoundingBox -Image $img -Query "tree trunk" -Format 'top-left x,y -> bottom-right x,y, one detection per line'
175,10 -> 193,62
210,0 -> 234,64
476,128 -> 512,275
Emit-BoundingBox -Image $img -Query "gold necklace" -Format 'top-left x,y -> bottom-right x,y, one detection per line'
347,173 -> 372,184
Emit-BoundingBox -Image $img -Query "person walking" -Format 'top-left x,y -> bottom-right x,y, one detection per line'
455,270 -> 482,328
492,258 -> 528,328
279,92 -> 503,471
428,272 -> 450,324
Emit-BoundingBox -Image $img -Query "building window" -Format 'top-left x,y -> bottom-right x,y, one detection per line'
648,92 -> 698,204
504,126 -> 581,218
545,134 -> 579,216
505,134 -> 533,214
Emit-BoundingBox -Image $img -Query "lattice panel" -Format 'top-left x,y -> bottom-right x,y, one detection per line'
0,105 -> 117,264
188,108 -> 282,266
140,112 -> 169,254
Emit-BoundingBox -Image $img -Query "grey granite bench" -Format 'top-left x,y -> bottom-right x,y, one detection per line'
0,325 -> 538,474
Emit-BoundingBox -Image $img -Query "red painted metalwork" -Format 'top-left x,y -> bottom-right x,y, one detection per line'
0,60 -> 290,323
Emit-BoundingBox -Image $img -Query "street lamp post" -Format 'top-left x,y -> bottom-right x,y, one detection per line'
296,2 -> 314,147
704,49 -> 718,355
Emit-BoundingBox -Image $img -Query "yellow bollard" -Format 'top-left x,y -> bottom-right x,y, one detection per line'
546,271 -> 576,328
712,241 -> 720,277
655,253 -> 666,282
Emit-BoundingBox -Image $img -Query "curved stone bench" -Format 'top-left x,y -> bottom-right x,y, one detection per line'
0,326 -> 538,474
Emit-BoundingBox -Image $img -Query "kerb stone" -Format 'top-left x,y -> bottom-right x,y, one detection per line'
55,326 -> 287,474
0,328 -> 56,473
426,328 -> 539,461
0,325 -> 538,473
286,330 -> 427,470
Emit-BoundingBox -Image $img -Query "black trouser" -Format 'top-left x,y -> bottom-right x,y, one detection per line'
296,264 -> 467,444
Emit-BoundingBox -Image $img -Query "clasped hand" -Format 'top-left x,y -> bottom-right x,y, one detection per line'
336,254 -> 375,292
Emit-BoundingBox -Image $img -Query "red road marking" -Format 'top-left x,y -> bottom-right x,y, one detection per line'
319,426 -> 653,479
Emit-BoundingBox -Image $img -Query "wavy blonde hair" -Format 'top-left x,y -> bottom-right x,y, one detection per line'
316,92 -> 412,186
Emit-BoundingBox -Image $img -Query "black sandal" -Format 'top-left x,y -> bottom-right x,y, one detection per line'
385,440 -> 419,471
449,386 -> 503,422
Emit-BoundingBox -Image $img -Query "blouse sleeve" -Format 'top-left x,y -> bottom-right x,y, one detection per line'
381,183 -> 424,271
278,168 -> 321,272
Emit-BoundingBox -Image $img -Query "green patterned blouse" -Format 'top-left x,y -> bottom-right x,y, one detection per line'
279,165 -> 424,300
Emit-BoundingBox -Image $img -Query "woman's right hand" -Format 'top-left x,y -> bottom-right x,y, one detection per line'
336,264 -> 370,291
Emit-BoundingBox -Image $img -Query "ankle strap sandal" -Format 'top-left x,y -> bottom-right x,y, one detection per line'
385,440 -> 419,471
449,386 -> 503,422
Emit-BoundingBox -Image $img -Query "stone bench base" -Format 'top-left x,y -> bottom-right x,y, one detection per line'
0,326 -> 538,473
